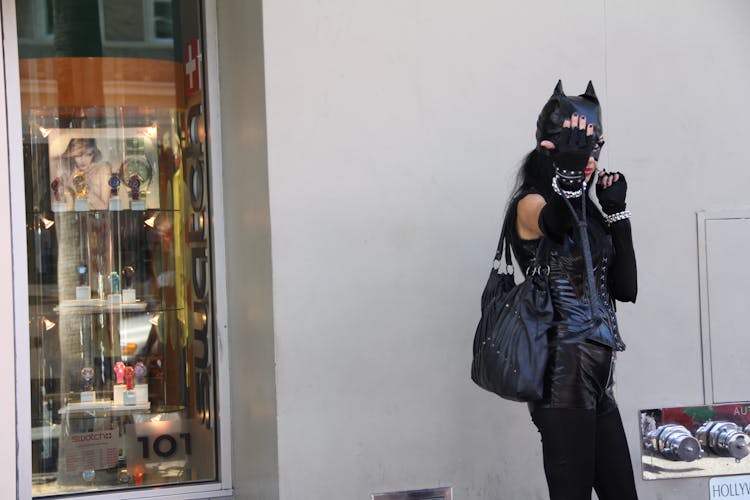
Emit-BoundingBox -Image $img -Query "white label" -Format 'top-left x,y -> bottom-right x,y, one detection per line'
108,197 -> 122,211
75,286 -> 91,300
130,200 -> 146,211
62,430 -> 118,473
123,390 -> 137,405
122,288 -> 136,303
710,476 -> 750,499
74,199 -> 89,212
79,391 -> 96,403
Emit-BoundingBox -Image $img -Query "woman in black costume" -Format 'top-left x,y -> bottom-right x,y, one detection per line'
509,81 -> 639,500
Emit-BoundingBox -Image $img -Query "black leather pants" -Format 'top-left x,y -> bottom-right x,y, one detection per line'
530,338 -> 617,412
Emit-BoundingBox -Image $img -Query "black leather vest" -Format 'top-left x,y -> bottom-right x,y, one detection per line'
511,206 -> 625,351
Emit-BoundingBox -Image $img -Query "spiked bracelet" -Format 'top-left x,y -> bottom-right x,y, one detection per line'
552,175 -> 584,198
604,210 -> 631,224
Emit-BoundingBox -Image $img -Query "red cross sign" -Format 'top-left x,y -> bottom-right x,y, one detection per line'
184,37 -> 201,97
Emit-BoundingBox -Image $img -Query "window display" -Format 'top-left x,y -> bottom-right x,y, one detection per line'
641,403 -> 750,480
16,1 -> 219,496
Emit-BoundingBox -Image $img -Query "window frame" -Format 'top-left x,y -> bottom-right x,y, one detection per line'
2,0 -> 235,497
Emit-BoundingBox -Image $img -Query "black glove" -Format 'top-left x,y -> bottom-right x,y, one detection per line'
551,124 -> 596,191
596,172 -> 627,214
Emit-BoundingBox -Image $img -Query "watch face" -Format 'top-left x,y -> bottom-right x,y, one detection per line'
72,171 -> 87,198
189,109 -> 204,145
51,177 -> 65,201
122,155 -> 153,185
122,265 -> 135,288
190,114 -> 200,144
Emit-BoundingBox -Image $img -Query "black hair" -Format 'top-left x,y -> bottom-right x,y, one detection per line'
510,149 -> 555,202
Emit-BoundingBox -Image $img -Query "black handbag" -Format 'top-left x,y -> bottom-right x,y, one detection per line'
471,201 -> 554,402
471,192 -> 600,402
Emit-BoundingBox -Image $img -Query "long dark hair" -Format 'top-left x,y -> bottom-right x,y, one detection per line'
510,149 -> 555,201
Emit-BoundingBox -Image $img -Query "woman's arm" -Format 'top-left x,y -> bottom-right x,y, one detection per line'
516,193 -> 576,243
608,219 -> 637,302
596,172 -> 637,302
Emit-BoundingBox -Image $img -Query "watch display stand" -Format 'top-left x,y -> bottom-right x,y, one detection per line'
113,384 -> 126,406
79,391 -> 96,403
75,286 -> 91,300
123,390 -> 136,405
130,200 -> 146,211
24,91 -> 216,495
109,198 -> 122,211
122,288 -> 136,303
74,199 -> 89,212
134,384 -> 148,404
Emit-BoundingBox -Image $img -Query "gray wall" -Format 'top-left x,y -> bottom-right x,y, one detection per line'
216,1 -> 279,498
217,0 -> 750,498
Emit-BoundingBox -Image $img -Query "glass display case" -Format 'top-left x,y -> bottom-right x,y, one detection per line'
13,1 -> 222,496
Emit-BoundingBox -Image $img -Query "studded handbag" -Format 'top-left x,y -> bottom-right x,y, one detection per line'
471,199 -> 554,402
471,188 -> 602,401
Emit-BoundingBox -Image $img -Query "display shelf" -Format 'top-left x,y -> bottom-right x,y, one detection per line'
32,423 -> 61,440
30,305 -> 183,319
28,208 -> 182,216
54,300 -> 148,313
59,401 -> 151,415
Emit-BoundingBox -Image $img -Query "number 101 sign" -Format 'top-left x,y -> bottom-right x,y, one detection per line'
125,419 -> 192,483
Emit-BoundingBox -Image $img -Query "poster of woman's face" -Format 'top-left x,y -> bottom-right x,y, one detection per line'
47,127 -> 159,211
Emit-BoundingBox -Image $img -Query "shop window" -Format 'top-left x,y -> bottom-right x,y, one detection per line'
14,0 -> 219,496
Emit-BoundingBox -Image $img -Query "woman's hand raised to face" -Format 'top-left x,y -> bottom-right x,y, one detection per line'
597,171 -> 620,189
596,171 -> 627,215
541,112 -> 596,191
539,112 -> 595,158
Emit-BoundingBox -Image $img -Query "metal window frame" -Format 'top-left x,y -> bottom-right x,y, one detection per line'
2,0 -> 234,497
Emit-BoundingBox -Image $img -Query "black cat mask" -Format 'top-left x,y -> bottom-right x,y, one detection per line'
536,80 -> 604,160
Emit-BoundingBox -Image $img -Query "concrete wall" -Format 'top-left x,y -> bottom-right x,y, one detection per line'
215,1 -> 280,499
218,0 -> 750,498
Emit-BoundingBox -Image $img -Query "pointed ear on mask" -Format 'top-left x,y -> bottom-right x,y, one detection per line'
583,81 -> 598,100
553,80 -> 565,95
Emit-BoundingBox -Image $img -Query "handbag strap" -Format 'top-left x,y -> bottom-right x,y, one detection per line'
559,187 -> 597,317
489,202 -> 512,274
